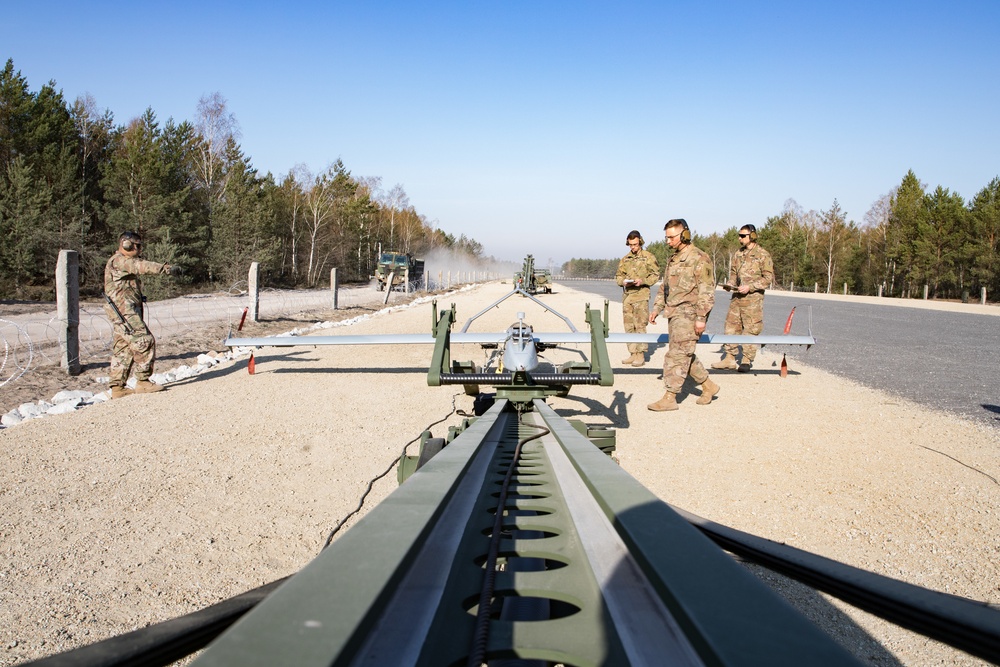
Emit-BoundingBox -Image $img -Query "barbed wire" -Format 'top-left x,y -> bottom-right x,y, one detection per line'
0,319 -> 34,389
0,277 -> 479,396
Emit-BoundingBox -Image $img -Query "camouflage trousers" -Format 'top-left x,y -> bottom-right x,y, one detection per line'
622,289 -> 651,354
722,292 -> 764,362
108,312 -> 156,388
663,306 -> 709,394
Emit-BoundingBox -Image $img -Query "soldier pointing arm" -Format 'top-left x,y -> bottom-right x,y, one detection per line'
103,231 -> 179,398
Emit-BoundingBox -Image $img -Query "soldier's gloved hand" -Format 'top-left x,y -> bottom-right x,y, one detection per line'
168,265 -> 184,276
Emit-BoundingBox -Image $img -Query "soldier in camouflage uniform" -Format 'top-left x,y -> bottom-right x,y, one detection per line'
615,230 -> 660,367
712,224 -> 774,373
104,231 -> 178,398
647,219 -> 719,411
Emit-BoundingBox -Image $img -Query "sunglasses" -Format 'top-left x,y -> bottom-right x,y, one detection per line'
739,233 -> 750,238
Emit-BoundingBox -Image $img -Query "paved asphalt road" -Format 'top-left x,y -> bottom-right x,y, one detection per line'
567,279 -> 1000,428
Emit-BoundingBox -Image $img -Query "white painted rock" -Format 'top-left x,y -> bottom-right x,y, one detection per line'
47,400 -> 81,415
2,410 -> 23,427
196,353 -> 219,366
17,403 -> 44,418
52,390 -> 94,403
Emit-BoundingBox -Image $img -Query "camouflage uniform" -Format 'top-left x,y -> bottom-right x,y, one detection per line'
652,243 -> 714,394
615,249 -> 660,356
104,252 -> 171,390
722,244 -> 774,363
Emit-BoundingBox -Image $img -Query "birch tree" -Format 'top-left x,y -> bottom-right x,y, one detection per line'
193,92 -> 239,205
818,200 -> 851,293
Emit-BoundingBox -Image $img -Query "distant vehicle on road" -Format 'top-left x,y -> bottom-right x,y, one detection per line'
375,252 -> 424,291
514,254 -> 552,294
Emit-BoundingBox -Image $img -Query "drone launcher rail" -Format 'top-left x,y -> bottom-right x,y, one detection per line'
190,398 -> 861,667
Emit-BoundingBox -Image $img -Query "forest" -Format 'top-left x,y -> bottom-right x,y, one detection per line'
5,57 -> 999,303
564,170 -> 1000,302
0,59 -> 486,300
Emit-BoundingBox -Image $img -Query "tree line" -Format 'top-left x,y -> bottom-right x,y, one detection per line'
563,170 -> 1000,301
0,59 -> 486,300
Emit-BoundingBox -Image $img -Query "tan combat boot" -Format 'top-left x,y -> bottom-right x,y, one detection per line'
711,353 -> 738,370
621,352 -> 638,364
697,379 -> 720,405
134,380 -> 164,394
647,392 -> 678,412
631,353 -> 646,367
110,386 -> 133,399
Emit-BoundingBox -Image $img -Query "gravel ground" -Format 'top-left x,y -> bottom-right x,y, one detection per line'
1,282 -> 998,666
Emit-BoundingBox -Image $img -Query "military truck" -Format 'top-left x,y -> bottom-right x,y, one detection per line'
534,268 -> 552,293
514,254 -> 552,294
374,251 -> 425,291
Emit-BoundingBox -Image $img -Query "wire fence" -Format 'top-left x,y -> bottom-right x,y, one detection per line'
0,279 -> 480,397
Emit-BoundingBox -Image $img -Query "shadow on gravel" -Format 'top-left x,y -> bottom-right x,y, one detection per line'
170,351 -> 314,384
740,561 -> 906,666
553,390 -> 631,428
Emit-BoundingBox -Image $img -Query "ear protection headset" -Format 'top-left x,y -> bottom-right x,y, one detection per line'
666,219 -> 691,243
742,224 -> 758,242
120,231 -> 142,252
626,230 -> 644,246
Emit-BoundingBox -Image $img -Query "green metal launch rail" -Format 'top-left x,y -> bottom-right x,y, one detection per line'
26,297 -> 1000,666
190,398 -> 859,667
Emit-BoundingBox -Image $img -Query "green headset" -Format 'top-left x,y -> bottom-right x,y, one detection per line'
120,231 -> 142,252
667,219 -> 691,243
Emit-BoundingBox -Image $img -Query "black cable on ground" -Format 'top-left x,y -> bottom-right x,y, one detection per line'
321,391 -> 463,550
918,444 -> 998,485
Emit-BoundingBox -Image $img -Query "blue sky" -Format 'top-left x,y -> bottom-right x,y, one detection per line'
7,1 -> 999,264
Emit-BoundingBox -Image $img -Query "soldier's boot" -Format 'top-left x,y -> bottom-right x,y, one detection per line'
711,353 -> 738,370
647,392 -> 679,412
738,359 -> 753,373
621,352 -> 638,364
697,379 -> 720,405
631,353 -> 646,367
134,380 -> 164,394
110,386 -> 133,399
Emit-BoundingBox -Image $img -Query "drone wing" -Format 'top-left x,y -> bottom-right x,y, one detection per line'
607,333 -> 816,346
224,332 -> 526,348
225,332 -> 815,349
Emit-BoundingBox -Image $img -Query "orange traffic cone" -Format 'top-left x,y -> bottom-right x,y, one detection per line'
783,307 -> 796,334
248,352 -> 256,375
780,354 -> 788,378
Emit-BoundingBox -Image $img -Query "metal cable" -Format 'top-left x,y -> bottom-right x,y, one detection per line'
321,392 -> 462,550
